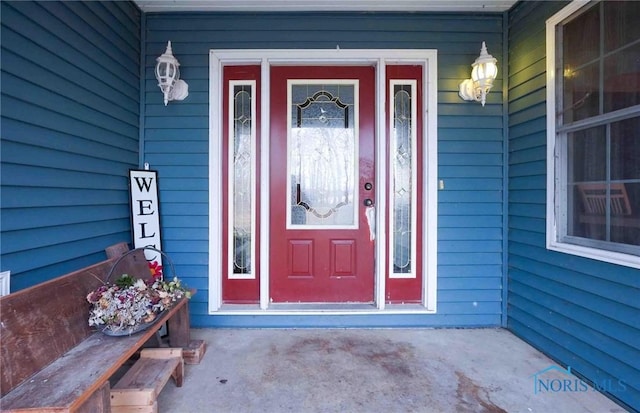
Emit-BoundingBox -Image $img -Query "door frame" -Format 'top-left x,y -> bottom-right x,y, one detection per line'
208,49 -> 438,314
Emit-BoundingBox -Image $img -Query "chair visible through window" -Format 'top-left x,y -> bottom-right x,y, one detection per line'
576,182 -> 638,241
578,182 -> 632,217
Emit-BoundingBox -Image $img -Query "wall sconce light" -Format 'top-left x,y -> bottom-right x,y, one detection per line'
458,42 -> 498,106
155,41 -> 189,106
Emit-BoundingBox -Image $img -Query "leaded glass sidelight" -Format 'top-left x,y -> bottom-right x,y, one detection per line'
390,81 -> 417,278
229,82 -> 256,279
287,82 -> 358,228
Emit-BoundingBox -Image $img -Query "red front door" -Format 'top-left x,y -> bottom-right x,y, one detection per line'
269,66 -> 375,303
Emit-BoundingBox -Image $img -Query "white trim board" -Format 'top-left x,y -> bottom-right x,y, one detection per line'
209,49 -> 439,314
135,0 -> 517,13
0,271 -> 10,296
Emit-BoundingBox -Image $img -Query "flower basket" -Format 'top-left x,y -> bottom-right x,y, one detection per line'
87,247 -> 191,336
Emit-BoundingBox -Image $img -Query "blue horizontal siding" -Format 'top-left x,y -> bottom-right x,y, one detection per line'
162,240 -> 208,254
0,0 -> 140,291
509,116 -> 546,138
439,215 -> 502,228
439,166 -> 503,178
143,10 -> 505,328
510,243 -> 639,291
439,290 -> 502,302
508,216 -> 545,233
507,1 -> 640,410
145,128 -> 208,141
439,228 -> 502,240
2,4 -> 635,410
508,89 -> 546,115
191,313 -> 500,329
2,119 -> 138,158
2,4 -> 138,104
439,241 -> 502,253
2,220 -> 130,254
440,153 -> 503,165
510,263 -> 639,326
439,190 -> 502,203
9,251 -> 110,292
439,252 -> 502,266
509,203 -> 545,219
439,141 -> 503,154
1,51 -> 138,126
43,2 -> 139,69
439,104 -> 503,117
438,265 -> 502,277
508,307 -> 639,396
439,116 -> 503,129
438,128 -> 503,141
147,12 -> 503,32
145,140 -> 208,153
1,187 -> 128,209
437,177 -> 502,190
509,134 -> 545,153
508,160 -> 545,177
439,278 -> 502,290
4,233 -> 130,276
2,140 -> 132,176
162,228 -> 209,241
2,95 -> 137,147
160,202 -> 208,216
1,205 -> 129,232
2,77 -> 137,137
1,164 -> 128,190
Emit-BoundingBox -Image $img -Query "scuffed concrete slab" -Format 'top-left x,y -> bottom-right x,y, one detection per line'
157,328 -> 628,413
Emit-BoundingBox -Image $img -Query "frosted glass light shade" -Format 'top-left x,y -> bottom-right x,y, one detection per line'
155,41 -> 188,106
458,42 -> 498,106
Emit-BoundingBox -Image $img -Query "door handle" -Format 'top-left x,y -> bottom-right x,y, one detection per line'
364,198 -> 373,207
365,205 -> 375,241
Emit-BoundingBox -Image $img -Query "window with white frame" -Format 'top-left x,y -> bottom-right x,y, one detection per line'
546,0 -> 640,268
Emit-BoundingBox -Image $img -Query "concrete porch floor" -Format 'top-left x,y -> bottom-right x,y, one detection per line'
157,328 -> 627,413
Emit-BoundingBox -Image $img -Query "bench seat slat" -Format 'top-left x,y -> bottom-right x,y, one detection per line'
111,358 -> 182,405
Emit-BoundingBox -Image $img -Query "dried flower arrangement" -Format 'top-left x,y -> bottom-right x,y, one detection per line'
87,273 -> 190,335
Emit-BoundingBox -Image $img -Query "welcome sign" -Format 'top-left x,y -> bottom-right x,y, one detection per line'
129,169 -> 163,272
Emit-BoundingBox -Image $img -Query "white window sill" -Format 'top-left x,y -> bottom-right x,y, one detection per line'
547,240 -> 640,270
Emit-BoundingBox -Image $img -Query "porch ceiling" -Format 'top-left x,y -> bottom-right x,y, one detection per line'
134,0 -> 518,13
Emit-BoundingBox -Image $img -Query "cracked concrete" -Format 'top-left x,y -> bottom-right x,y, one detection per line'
156,328 -> 627,413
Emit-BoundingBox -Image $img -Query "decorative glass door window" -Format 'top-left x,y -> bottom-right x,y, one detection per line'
228,81 -> 256,279
287,81 -> 359,229
389,81 -> 417,279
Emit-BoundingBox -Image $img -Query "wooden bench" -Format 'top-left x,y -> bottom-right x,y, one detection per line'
0,246 -> 206,412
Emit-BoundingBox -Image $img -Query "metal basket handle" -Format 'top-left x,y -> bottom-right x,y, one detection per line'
106,246 -> 176,284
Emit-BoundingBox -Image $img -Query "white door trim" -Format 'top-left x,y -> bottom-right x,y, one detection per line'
208,49 -> 438,314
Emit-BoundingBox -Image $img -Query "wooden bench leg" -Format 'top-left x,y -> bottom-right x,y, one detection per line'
111,348 -> 183,413
76,380 -> 111,413
165,303 -> 207,364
